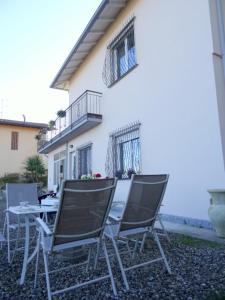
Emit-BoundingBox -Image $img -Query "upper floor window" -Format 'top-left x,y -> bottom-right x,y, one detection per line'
113,27 -> 136,80
102,17 -> 136,87
78,144 -> 92,178
11,132 -> 19,150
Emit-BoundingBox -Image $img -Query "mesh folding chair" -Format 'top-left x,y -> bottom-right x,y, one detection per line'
34,178 -> 117,300
3,183 -> 39,263
105,174 -> 171,290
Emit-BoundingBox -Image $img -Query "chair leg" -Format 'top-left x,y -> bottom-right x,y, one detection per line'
125,240 -> 132,258
102,240 -> 117,296
111,237 -> 129,291
86,246 -> 92,272
158,215 -> 170,242
6,212 -> 11,263
10,216 -> 21,263
94,241 -> 101,270
43,212 -> 49,224
1,214 -> 6,249
132,238 -> 139,259
152,230 -> 171,274
140,232 -> 147,253
34,232 -> 41,288
43,249 -> 52,300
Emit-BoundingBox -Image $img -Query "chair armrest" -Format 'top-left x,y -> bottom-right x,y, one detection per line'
36,217 -> 52,236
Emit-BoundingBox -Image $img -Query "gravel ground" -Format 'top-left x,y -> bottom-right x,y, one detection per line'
0,231 -> 225,300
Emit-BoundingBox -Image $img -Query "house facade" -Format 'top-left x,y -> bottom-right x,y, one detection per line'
39,0 -> 225,225
0,119 -> 47,177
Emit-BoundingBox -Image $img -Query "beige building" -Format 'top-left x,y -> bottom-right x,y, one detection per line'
0,119 -> 47,177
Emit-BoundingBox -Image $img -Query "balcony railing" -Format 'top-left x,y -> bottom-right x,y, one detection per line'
38,90 -> 102,153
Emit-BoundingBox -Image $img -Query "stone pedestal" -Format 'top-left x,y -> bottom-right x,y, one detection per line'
208,189 -> 225,238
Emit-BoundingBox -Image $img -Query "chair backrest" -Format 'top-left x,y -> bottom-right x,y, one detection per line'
119,174 -> 169,232
52,178 -> 117,247
6,183 -> 38,208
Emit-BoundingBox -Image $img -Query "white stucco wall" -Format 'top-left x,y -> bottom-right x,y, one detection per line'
48,0 -> 225,221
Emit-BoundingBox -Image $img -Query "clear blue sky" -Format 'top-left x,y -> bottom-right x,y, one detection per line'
0,0 -> 102,124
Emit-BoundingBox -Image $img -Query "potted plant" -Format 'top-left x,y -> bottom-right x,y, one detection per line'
127,168 -> 136,179
115,170 -> 123,179
57,110 -> 66,118
35,134 -> 41,141
93,173 -> 102,179
48,120 -> 55,130
40,127 -> 48,135
208,189 -> 225,237
81,174 -> 93,180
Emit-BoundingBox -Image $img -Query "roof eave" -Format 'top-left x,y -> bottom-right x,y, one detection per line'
50,0 -> 128,91
50,0 -> 110,90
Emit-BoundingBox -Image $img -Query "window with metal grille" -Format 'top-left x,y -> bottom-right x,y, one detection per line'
102,17 -> 136,87
11,132 -> 19,150
78,145 -> 92,178
113,28 -> 136,80
105,122 -> 141,179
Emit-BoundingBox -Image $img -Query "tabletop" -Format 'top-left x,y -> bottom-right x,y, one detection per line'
41,197 -> 59,206
8,205 -> 58,215
109,202 -> 125,221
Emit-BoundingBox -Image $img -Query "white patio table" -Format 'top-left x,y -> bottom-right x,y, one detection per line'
109,201 -> 126,221
7,204 -> 58,285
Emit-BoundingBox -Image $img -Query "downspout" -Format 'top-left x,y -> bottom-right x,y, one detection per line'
215,0 -> 225,170
65,142 -> 69,180
216,0 -> 225,75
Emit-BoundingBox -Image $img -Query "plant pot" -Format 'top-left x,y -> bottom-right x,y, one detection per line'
57,110 -> 66,118
208,189 -> 225,238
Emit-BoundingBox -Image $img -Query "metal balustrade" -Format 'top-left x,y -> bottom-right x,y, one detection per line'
38,90 -> 102,153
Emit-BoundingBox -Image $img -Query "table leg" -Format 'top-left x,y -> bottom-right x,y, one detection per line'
19,216 -> 30,285
7,211 -> 10,263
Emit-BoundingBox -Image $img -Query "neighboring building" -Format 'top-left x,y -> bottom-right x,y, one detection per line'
0,119 -> 47,177
39,0 -> 225,226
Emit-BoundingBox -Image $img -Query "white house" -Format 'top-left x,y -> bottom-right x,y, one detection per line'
39,0 -> 225,227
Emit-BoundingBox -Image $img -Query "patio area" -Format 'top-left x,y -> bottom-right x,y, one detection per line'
1,178 -> 225,300
0,230 -> 225,300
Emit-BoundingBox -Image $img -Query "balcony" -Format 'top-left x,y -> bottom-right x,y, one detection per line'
38,90 -> 102,154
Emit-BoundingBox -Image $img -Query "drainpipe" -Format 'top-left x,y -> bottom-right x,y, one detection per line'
65,142 -> 69,180
216,0 -> 225,75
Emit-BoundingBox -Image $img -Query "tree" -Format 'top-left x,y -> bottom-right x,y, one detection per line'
24,155 -> 46,183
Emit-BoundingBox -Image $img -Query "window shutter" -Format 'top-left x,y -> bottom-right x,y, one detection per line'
11,132 -> 19,150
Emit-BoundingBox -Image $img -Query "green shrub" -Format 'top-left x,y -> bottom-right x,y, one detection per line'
0,173 -> 22,190
23,155 -> 47,188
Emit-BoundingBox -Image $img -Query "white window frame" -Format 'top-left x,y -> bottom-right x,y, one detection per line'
53,151 -> 66,186
114,128 -> 141,176
69,151 -> 76,179
77,143 -> 92,178
112,26 -> 136,81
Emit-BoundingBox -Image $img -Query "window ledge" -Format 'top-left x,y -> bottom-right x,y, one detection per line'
108,64 -> 138,88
